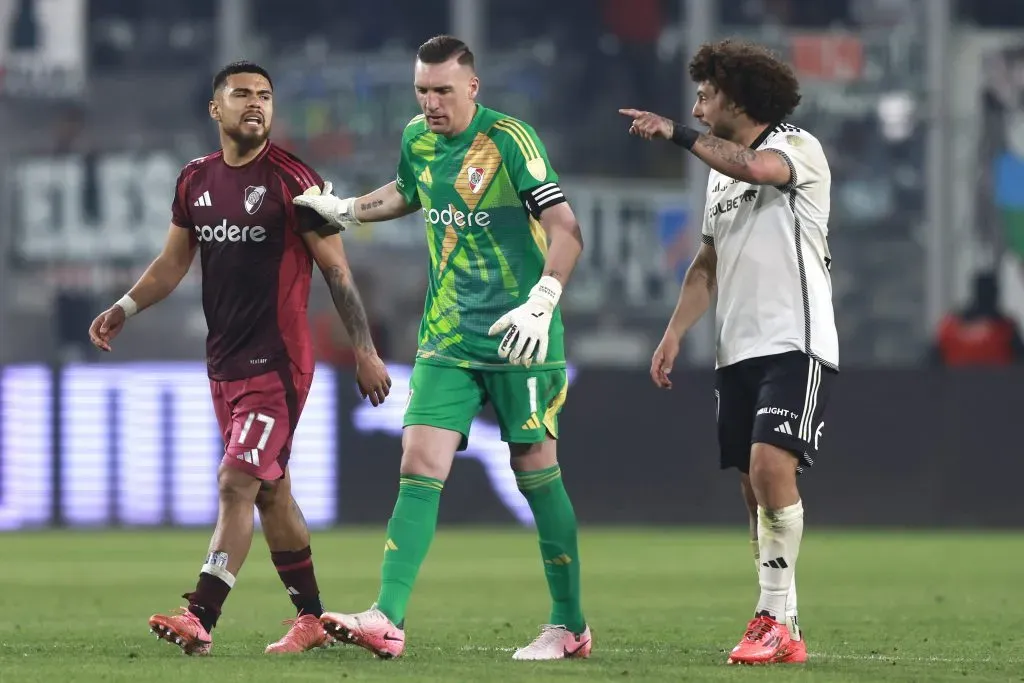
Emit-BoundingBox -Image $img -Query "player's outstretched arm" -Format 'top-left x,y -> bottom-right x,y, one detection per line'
353,181 -> 420,222
293,181 -> 418,231
618,108 -> 791,186
301,231 -> 392,406
88,223 -> 196,352
651,242 -> 717,389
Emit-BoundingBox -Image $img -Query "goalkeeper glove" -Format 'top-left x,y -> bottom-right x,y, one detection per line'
292,181 -> 362,231
487,275 -> 562,368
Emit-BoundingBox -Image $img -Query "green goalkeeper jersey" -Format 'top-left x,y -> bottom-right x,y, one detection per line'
395,104 -> 567,372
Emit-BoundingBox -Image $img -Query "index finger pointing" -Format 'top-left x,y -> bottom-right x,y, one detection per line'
618,108 -> 642,117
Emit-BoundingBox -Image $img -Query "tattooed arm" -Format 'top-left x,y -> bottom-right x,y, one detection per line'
619,108 -> 791,186
351,181 -> 420,222
324,264 -> 374,353
687,133 -> 791,186
302,230 -> 392,404
301,232 -> 375,353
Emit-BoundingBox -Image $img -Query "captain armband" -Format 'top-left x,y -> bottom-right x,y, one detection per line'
520,182 -> 566,219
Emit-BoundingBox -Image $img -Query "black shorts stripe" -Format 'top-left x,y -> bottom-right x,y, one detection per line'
273,364 -> 300,470
798,356 -> 821,443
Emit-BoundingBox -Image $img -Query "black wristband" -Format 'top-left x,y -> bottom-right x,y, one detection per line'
671,122 -> 700,150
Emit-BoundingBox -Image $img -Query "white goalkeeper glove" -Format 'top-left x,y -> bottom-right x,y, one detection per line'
487,276 -> 562,367
292,181 -> 362,231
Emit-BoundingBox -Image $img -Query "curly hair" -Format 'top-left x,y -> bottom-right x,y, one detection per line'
688,39 -> 801,124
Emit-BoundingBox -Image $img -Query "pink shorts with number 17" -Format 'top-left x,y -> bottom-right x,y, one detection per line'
210,363 -> 313,480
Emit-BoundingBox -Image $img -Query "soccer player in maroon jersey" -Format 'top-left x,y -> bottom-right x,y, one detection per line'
88,61 -> 392,656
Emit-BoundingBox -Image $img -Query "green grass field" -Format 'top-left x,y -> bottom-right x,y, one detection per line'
0,528 -> 1020,682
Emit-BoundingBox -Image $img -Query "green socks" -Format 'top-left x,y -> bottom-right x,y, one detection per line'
374,467 -> 585,633
375,474 -> 443,626
516,465 -> 586,633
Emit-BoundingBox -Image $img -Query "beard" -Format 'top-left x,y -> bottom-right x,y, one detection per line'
223,121 -> 270,149
707,121 -> 737,141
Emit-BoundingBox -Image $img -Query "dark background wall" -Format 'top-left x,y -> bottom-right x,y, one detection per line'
336,367 -> 1024,528
2,364 -> 1020,529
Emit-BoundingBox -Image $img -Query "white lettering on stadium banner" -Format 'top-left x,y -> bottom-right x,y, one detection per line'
0,363 -> 337,529
0,363 -> 569,530
14,153 -> 182,261
0,365 -> 53,528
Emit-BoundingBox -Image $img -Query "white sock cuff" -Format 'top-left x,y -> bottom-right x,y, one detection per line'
201,563 -> 236,588
758,500 -> 804,530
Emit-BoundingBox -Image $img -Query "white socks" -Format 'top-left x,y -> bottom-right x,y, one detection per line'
751,541 -> 801,640
754,500 -> 803,628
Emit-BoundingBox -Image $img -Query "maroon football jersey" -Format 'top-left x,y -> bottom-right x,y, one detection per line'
170,142 -> 329,381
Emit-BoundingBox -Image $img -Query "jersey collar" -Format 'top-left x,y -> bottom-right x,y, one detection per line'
749,122 -> 780,150
221,139 -> 272,169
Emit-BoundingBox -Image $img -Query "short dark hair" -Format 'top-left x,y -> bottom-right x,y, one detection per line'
688,39 -> 801,125
416,35 -> 474,68
212,60 -> 273,96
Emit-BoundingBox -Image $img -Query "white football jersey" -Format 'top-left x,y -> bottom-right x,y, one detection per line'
701,123 -> 838,370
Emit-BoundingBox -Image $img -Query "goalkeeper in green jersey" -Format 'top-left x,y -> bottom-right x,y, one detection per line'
293,35 -> 591,661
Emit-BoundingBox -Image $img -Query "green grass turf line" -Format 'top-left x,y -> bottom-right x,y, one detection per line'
0,528 -> 1019,682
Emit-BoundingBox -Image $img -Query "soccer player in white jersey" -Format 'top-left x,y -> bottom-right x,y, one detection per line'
620,39 -> 837,665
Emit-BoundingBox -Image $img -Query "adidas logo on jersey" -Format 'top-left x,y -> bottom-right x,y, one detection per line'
194,190 -> 212,207
774,421 -> 793,436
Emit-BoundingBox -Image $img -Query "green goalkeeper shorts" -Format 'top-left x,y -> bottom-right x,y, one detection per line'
403,361 -> 569,451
